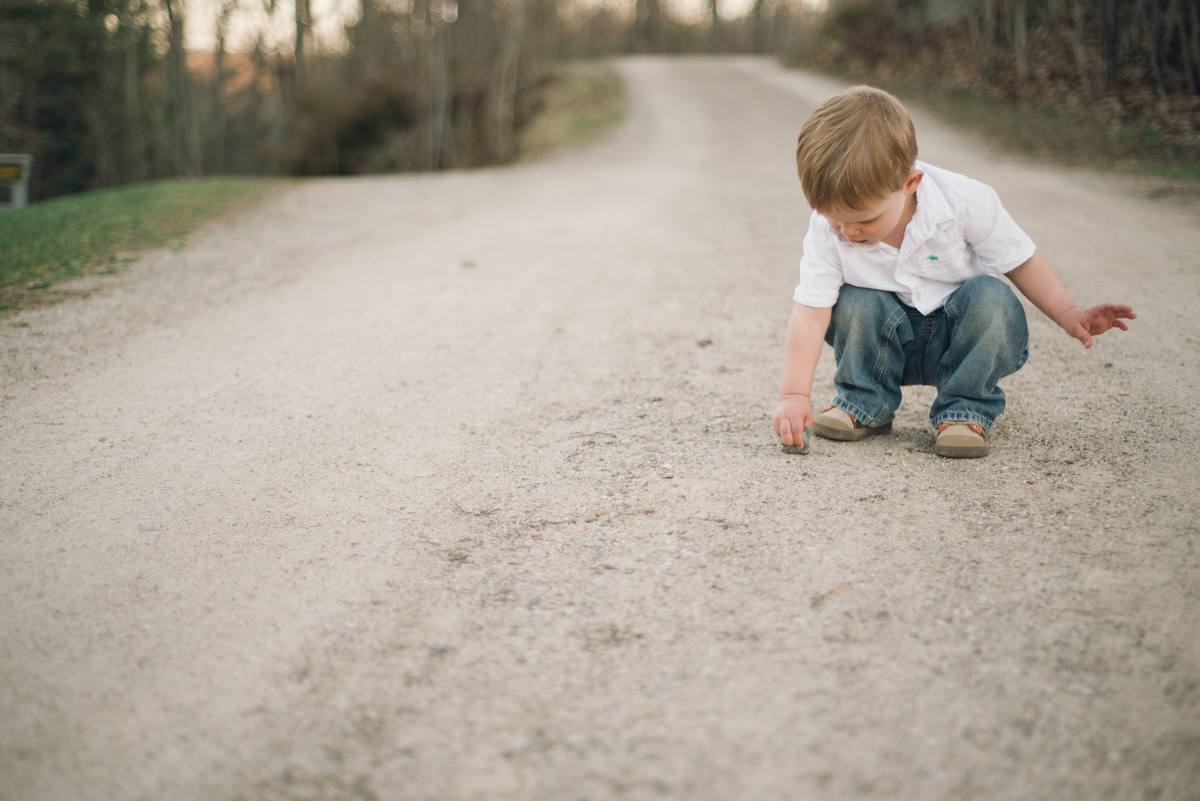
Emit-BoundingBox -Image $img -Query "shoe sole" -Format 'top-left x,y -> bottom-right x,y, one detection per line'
811,420 -> 892,441
933,442 -> 990,458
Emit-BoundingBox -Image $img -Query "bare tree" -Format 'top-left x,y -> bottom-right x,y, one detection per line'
749,0 -> 766,53
206,0 -> 238,173
121,0 -> 148,182
427,2 -> 454,170
164,0 -> 197,175
634,0 -> 663,52
490,0 -> 526,163
295,0 -> 311,82
1068,0 -> 1092,95
1013,0 -> 1029,81
708,0 -> 721,52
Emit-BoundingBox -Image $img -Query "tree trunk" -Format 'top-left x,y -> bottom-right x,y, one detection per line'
1188,0 -> 1200,94
427,19 -> 451,170
1100,0 -> 1119,88
86,102 -> 119,188
1141,0 -> 1166,96
965,0 -> 982,51
1013,0 -> 1029,82
295,0 -> 310,83
1069,0 -> 1091,96
708,0 -> 720,53
750,0 -> 766,54
163,0 -> 194,176
358,0 -> 379,76
490,0 -> 525,163
634,0 -> 662,53
211,0 -> 236,174
123,18 -> 148,182
982,0 -> 996,67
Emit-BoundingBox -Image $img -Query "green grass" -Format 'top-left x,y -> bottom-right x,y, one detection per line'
0,176 -> 278,312
1147,161 -> 1200,182
519,62 -> 627,162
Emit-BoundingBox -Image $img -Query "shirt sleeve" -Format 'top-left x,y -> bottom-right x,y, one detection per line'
793,211 -> 844,307
964,179 -> 1037,274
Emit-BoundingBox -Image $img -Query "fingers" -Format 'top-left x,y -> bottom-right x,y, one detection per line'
1096,304 -> 1136,320
779,418 -> 794,447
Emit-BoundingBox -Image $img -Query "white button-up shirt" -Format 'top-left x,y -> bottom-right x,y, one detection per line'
794,161 -> 1036,315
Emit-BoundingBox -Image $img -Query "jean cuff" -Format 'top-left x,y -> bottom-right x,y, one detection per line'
833,398 -> 894,429
930,411 -> 994,431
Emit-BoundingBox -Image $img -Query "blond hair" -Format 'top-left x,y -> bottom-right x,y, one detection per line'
795,86 -> 918,213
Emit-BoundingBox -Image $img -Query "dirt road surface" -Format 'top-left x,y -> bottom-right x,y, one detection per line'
3,58 -> 1198,801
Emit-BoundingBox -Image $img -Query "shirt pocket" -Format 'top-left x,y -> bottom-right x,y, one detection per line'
909,241 -> 967,282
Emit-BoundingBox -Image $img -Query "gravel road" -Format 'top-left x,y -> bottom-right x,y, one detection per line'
2,57 -> 1198,801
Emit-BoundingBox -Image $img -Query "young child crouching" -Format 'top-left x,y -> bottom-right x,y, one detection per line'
772,86 -> 1135,458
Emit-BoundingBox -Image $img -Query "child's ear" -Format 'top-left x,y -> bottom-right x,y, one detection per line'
904,169 -> 924,194
902,169 -> 921,194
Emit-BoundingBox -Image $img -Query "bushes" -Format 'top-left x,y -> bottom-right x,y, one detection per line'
804,0 -> 1200,167
0,0 -> 562,201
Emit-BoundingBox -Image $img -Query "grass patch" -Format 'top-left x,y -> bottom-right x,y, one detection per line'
1147,161 -> 1200,183
519,62 -> 626,161
0,176 -> 278,313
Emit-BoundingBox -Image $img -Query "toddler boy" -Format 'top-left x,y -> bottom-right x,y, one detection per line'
772,86 -> 1135,458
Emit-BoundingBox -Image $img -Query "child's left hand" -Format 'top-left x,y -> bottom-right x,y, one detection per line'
1060,304 -> 1136,349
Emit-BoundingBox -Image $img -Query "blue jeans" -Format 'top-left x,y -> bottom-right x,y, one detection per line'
823,276 -> 1029,430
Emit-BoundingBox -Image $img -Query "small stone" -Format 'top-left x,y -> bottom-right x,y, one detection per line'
780,428 -> 812,455
696,338 -> 713,348
1104,362 -> 1114,368
527,597 -> 542,609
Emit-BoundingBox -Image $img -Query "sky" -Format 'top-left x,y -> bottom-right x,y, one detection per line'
182,0 -> 823,53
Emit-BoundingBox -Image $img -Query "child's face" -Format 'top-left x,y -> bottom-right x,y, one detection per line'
820,170 -> 923,246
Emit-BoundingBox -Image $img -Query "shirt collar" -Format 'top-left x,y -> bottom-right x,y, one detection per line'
823,163 -> 955,250
896,162 -> 954,257
911,162 -> 955,231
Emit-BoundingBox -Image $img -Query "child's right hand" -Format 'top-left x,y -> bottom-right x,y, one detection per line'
773,394 -> 814,448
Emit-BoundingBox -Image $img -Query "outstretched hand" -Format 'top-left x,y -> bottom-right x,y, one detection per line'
1060,304 -> 1136,349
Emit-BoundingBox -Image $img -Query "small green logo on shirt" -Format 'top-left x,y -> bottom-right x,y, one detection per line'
927,255 -> 939,261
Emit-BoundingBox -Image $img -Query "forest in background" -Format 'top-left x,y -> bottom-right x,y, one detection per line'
808,0 -> 1200,169
3,0 -> 1197,205
0,0 -> 822,203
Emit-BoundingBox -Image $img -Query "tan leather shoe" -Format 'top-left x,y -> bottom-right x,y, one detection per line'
933,422 -> 989,458
811,406 -> 893,441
